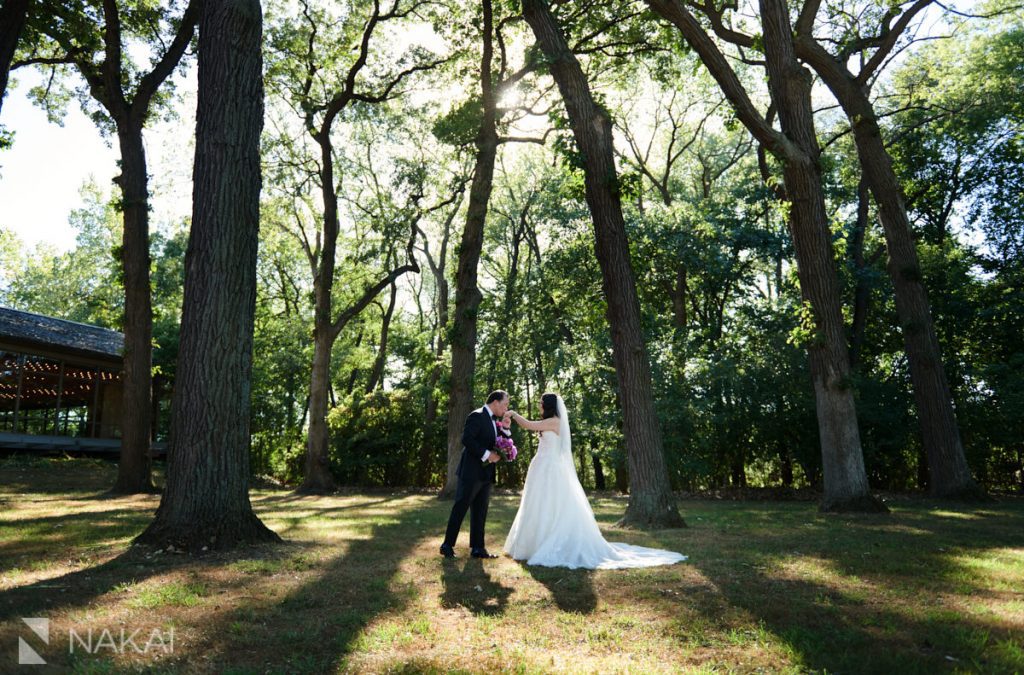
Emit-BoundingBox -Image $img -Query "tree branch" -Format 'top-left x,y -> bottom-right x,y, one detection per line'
645,0 -> 801,163
858,0 -> 934,84
131,0 -> 199,125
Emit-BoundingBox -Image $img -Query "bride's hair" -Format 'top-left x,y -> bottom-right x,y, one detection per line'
541,393 -> 560,419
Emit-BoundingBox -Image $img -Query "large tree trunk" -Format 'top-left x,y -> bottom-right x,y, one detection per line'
794,47 -> 982,498
442,0 -> 499,498
298,114 -> 343,492
0,0 -> 30,114
522,0 -> 684,528
110,124 -> 156,494
759,0 -> 884,512
136,0 -> 279,550
301,328 -> 336,492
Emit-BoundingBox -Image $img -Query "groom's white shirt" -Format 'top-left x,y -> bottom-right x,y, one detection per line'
480,404 -> 497,462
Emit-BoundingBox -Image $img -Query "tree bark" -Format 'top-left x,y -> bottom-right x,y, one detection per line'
614,451 -> 629,493
135,0 -> 280,550
591,438 -> 606,490
0,0 -> 30,114
794,34 -> 983,499
779,445 -> 794,487
442,0 -> 499,498
111,124 -> 156,494
299,88 -> 345,493
302,324 -> 337,492
523,0 -> 684,528
289,1 -> 427,493
758,0 -> 884,512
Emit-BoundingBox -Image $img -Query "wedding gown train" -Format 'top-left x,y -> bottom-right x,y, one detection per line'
503,398 -> 686,570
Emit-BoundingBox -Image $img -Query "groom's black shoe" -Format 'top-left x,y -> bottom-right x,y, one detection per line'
440,544 -> 457,559
470,548 -> 498,559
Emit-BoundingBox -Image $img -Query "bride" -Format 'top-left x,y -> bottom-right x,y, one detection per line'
503,393 -> 686,569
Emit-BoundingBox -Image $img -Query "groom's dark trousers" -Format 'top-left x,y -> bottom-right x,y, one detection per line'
443,408 -> 501,550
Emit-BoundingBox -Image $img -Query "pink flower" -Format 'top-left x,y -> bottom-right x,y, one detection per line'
495,435 -> 518,461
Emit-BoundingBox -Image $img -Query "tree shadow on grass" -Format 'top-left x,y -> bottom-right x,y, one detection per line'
172,496 -> 441,673
0,540 -> 341,669
440,557 -> 513,616
0,457 -> 136,496
0,497 -> 437,672
686,559 -> 1023,673
0,506 -> 155,575
251,493 -> 405,513
656,502 -> 1024,673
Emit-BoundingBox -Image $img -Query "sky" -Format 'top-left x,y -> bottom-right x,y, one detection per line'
0,67 -> 196,254
1,74 -> 119,252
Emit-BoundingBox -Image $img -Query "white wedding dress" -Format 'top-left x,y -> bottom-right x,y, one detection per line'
503,396 -> 686,570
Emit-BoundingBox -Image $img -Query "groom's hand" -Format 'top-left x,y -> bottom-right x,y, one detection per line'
487,452 -> 501,463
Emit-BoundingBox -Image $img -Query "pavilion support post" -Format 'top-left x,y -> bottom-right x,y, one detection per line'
12,354 -> 24,433
54,360 -> 65,436
90,371 -> 101,438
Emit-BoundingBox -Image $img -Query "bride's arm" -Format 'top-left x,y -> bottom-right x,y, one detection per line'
510,411 -> 559,433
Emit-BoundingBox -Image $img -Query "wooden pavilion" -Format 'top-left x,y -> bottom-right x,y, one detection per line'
0,306 -> 148,454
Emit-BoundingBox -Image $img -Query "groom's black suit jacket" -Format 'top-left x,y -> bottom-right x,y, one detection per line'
456,408 -> 510,485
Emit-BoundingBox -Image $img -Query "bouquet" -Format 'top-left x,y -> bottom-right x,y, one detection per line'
495,434 -> 518,461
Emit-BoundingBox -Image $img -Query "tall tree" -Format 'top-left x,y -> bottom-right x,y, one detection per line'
17,0 -> 198,493
646,0 -> 884,510
790,0 -> 983,499
413,186 -> 463,486
442,0 -> 498,492
522,0 -> 685,528
136,0 -> 279,550
265,0 -> 438,493
441,0 -> 545,497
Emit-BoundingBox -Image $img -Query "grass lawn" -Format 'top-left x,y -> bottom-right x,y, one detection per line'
1,455 -> 1022,673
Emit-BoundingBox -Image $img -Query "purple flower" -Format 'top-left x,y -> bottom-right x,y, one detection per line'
495,435 -> 518,461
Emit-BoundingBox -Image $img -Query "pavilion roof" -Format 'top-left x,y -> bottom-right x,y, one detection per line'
0,307 -> 124,363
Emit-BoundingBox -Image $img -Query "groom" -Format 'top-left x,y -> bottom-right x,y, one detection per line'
440,390 -> 511,559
